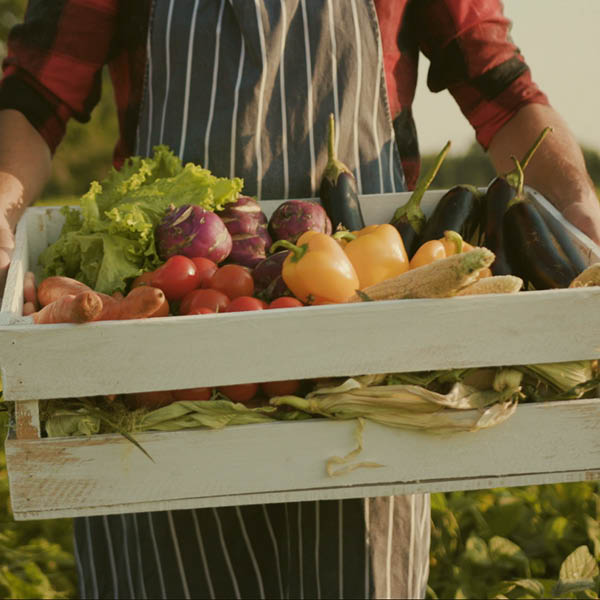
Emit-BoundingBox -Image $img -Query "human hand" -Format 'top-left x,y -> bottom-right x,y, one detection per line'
0,213 -> 15,299
560,193 -> 600,247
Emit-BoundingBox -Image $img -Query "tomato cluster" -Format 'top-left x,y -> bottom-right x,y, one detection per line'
132,255 -> 304,315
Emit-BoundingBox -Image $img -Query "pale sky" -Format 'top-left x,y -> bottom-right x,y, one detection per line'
414,0 -> 600,154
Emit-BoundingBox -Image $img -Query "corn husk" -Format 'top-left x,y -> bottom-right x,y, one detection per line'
518,360 -> 598,399
270,369 -> 522,433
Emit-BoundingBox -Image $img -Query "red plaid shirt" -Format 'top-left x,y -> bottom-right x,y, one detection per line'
0,0 -> 548,189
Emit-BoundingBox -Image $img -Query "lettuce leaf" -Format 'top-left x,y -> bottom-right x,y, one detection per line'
39,146 -> 243,293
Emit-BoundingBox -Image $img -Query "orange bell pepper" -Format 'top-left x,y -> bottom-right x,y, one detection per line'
410,230 -> 492,277
335,224 -> 409,288
271,231 -> 359,303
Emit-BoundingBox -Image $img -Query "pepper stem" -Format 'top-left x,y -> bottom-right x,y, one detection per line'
505,126 -> 553,188
332,231 -> 357,242
444,230 -> 463,254
390,140 -> 451,233
270,239 -> 308,263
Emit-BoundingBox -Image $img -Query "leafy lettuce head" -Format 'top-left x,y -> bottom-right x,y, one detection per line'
39,146 -> 243,294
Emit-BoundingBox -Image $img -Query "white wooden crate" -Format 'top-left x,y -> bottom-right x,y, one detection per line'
1,190 -> 600,521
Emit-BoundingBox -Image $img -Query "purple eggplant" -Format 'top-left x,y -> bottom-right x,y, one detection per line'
156,204 -> 232,263
252,250 -> 291,301
268,199 -> 332,244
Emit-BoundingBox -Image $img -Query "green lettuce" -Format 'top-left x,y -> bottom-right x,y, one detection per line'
39,146 -> 243,294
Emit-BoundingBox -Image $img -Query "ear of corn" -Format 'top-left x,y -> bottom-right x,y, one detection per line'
569,262 -> 600,288
455,275 -> 523,296
348,247 -> 495,301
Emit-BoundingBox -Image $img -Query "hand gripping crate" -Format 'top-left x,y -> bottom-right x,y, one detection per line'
1,190 -> 600,521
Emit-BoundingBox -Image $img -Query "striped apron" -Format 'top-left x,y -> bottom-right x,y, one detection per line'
73,1 -> 430,598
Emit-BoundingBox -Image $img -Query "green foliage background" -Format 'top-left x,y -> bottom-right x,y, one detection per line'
2,0 -> 600,598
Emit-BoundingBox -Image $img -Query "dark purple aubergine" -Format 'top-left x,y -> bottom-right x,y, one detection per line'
389,140 -> 451,257
319,113 -> 365,232
503,156 -> 584,289
418,184 -> 481,246
268,199 -> 332,244
252,250 -> 291,301
480,127 -> 553,275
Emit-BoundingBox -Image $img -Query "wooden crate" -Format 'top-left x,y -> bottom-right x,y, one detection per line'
1,190 -> 600,521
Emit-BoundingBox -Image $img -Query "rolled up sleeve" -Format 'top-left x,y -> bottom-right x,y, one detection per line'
416,0 -> 549,149
0,0 -> 118,153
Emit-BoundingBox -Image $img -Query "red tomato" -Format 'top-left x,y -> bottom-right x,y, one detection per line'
180,288 -> 230,314
172,387 -> 212,401
190,257 -> 218,287
208,264 -> 254,299
151,255 -> 201,301
268,297 -> 304,309
260,379 -> 301,397
224,296 -> 265,312
188,306 -> 215,316
131,271 -> 155,289
218,383 -> 259,403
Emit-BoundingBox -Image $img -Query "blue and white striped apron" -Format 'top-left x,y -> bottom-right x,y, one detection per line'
74,2 -> 430,598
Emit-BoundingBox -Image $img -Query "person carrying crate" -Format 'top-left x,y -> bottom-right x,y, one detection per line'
1,1 -> 599,598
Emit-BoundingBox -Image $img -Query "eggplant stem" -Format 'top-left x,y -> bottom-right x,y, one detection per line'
391,140 -> 451,232
506,156 -> 525,208
505,126 -> 553,188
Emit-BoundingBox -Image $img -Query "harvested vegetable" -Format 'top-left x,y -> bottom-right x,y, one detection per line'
39,146 -> 242,294
268,199 -> 332,244
38,275 -> 89,306
334,224 -> 409,288
503,157 -> 586,289
270,371 -> 521,433
455,275 -> 523,296
480,126 -> 552,275
319,113 -> 366,231
156,204 -> 232,263
389,141 -> 451,257
272,231 -> 359,303
349,247 -> 494,301
31,291 -> 103,324
569,263 -> 600,288
94,286 -> 166,321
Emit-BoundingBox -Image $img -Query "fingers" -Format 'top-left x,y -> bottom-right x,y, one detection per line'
23,271 -> 38,309
561,202 -> 600,246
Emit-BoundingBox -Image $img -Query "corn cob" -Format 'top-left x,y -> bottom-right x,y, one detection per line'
348,247 -> 495,301
455,274 -> 523,296
569,262 -> 600,288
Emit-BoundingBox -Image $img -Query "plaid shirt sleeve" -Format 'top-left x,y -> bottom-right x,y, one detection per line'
414,0 -> 550,149
0,0 -> 119,153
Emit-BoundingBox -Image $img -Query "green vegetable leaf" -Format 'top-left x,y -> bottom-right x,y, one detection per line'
39,145 -> 243,294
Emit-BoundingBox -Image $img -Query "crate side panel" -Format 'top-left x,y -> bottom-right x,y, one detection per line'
2,286 -> 600,401
6,399 -> 600,517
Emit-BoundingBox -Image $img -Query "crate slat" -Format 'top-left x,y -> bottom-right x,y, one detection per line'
6,398 -> 600,520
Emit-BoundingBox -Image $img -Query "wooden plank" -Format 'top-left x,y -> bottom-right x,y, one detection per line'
2,285 -> 600,401
14,401 -> 41,440
7,398 -> 600,520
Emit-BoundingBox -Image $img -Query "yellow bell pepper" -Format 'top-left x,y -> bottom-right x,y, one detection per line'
410,230 -> 492,277
271,231 -> 359,303
335,224 -> 409,289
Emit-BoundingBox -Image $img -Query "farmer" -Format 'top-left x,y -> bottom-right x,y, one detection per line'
1,1 -> 599,598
